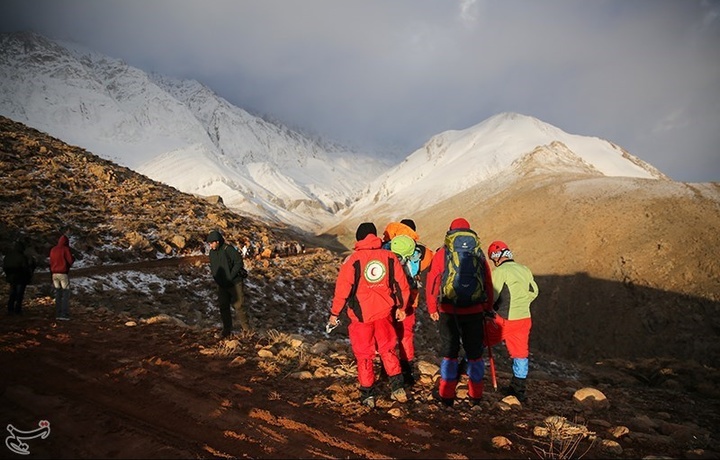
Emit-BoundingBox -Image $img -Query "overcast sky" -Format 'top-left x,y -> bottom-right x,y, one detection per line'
2,1 -> 718,182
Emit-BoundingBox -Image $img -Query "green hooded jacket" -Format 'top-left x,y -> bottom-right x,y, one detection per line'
207,230 -> 247,287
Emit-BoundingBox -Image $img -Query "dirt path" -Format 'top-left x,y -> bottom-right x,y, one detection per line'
30,255 -> 208,284
4,253 -> 718,459
1,306 -> 522,459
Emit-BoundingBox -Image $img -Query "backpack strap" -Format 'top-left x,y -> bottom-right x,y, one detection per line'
347,259 -> 363,321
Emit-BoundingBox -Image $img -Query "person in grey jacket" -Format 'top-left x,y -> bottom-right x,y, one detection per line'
207,230 -> 250,337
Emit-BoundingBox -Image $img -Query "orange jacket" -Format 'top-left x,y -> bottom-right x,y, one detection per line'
382,221 -> 419,243
331,234 -> 410,323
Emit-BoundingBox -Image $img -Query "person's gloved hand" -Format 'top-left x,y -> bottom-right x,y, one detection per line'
325,315 -> 340,334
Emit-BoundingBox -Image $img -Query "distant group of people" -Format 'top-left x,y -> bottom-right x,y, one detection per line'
327,217 -> 539,407
3,233 -> 75,320
239,238 -> 306,260
1,227 -> 291,339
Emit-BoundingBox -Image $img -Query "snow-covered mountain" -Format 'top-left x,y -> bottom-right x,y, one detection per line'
337,112 -> 668,225
0,31 -> 388,231
1,31 -> 669,236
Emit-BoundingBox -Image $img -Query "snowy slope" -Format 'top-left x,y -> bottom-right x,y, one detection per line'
339,112 -> 668,222
0,31 -> 386,231
1,32 -> 672,236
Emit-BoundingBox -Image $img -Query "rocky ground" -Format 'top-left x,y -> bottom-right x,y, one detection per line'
1,252 -> 719,459
2,115 -> 720,458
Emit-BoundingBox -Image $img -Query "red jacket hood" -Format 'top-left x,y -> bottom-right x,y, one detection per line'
354,234 -> 382,251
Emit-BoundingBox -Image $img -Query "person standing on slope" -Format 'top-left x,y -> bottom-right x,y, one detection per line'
3,238 -> 36,316
49,233 -> 75,320
327,222 -> 411,408
382,219 -> 434,386
207,230 -> 250,337
484,240 -> 539,402
425,217 -> 494,407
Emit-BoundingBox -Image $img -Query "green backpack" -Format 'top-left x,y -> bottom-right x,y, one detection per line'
440,229 -> 488,307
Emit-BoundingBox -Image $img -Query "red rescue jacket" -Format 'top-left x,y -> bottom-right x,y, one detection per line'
331,234 -> 410,323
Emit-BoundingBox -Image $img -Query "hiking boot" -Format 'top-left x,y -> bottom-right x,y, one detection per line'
359,386 -> 375,408
440,397 -> 455,408
505,376 -> 527,402
214,329 -> 232,339
400,360 -> 416,386
390,387 -> 408,403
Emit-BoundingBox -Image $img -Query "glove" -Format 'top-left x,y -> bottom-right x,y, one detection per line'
325,319 -> 340,334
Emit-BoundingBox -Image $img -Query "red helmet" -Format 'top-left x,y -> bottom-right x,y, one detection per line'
488,240 -> 512,262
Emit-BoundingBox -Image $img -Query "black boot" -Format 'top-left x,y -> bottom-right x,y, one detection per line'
400,359 -> 416,386
389,374 -> 408,402
360,386 -> 375,408
508,376 -> 527,402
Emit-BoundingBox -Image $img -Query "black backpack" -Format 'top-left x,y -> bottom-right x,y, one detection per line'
440,229 -> 488,307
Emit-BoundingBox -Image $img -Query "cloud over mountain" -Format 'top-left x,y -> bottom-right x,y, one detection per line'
0,31 -> 388,232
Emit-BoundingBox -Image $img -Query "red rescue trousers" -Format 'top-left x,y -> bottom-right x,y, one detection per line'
348,315 -> 402,388
393,311 -> 416,362
484,316 -> 532,359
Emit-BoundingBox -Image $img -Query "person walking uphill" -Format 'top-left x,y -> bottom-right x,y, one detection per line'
49,234 -> 74,320
207,230 -> 250,338
3,239 -> 36,315
381,219 -> 434,386
425,218 -> 494,407
327,222 -> 411,408
485,240 -> 539,402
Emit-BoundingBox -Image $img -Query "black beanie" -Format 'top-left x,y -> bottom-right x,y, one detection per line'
355,222 -> 377,241
400,219 -> 416,231
206,230 -> 223,243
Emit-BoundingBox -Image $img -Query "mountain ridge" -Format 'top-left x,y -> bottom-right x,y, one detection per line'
1,31 -> 685,238
0,31 -> 388,231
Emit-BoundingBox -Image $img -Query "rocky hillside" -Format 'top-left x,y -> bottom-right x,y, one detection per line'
329,146 -> 720,368
0,115 -> 316,267
2,116 -> 720,459
0,31 -> 389,231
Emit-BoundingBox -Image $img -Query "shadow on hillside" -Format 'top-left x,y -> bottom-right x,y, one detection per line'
532,273 -> 720,368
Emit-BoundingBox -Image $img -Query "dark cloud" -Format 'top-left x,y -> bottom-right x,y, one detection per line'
1,0 -> 718,181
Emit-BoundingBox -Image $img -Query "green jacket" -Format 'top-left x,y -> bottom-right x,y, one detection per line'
209,243 -> 247,288
491,260 -> 538,320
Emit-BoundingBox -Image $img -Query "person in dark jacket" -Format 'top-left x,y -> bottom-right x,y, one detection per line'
49,234 -> 75,320
207,230 -> 249,337
3,239 -> 36,315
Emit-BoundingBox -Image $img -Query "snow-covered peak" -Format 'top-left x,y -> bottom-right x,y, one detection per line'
0,31 -> 387,232
339,112 -> 668,224
1,32 -> 671,236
